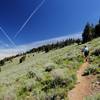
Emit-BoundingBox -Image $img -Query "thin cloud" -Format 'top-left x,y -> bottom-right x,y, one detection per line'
0,32 -> 82,59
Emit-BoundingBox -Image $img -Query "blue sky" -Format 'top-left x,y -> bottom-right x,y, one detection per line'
0,0 -> 100,47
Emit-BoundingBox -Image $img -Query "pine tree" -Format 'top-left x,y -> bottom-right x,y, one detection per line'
95,19 -> 100,37
82,23 -> 94,43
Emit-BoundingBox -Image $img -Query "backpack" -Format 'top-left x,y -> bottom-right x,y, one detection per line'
84,47 -> 89,51
84,47 -> 89,54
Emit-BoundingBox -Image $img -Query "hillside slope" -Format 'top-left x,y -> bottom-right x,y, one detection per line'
0,38 -> 100,100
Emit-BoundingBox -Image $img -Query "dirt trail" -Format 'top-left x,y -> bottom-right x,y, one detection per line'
68,62 -> 92,100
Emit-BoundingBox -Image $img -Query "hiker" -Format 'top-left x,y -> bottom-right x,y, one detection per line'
82,45 -> 89,62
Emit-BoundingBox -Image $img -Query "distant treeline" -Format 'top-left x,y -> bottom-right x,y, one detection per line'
0,38 -> 81,67
0,19 -> 100,66
27,19 -> 100,54
26,38 -> 81,54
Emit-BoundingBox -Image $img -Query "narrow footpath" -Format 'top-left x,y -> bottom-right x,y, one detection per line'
68,62 -> 92,100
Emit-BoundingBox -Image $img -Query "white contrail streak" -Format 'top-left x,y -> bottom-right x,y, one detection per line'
14,0 -> 46,38
0,27 -> 27,54
0,27 -> 17,47
0,27 -> 20,54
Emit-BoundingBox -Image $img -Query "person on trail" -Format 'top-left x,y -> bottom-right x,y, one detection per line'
82,45 -> 89,62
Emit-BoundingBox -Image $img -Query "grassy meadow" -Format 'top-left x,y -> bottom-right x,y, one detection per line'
0,38 -> 100,100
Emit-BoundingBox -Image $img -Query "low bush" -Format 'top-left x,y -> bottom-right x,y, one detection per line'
17,85 -> 27,96
26,71 -> 36,78
97,75 -> 100,82
45,63 -> 56,72
45,94 -> 65,100
84,93 -> 100,100
83,65 -> 100,76
19,55 -> 26,63
45,47 -> 49,53
41,68 -> 77,95
91,48 -> 100,56
0,60 -> 5,66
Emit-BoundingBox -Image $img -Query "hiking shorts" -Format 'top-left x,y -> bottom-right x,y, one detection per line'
84,51 -> 89,57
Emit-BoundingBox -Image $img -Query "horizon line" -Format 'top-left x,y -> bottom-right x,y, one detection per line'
0,32 -> 82,50
0,32 -> 82,59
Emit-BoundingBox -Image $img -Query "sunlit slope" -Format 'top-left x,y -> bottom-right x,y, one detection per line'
0,37 -> 99,99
